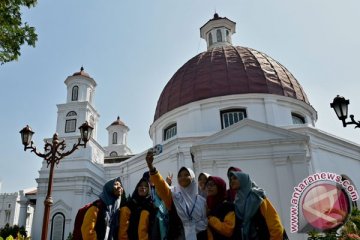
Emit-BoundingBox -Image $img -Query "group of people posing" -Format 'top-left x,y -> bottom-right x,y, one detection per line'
80,150 -> 288,240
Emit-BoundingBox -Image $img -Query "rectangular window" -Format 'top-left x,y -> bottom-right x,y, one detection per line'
65,119 -> 77,133
163,124 -> 177,141
5,210 -> 10,223
229,112 -> 234,125
221,109 -> 247,129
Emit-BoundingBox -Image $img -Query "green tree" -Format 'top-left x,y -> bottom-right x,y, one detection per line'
0,224 -> 27,239
66,232 -> 73,240
0,0 -> 38,64
340,208 -> 360,240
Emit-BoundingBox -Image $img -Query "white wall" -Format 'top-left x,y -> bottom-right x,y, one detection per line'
150,94 -> 317,145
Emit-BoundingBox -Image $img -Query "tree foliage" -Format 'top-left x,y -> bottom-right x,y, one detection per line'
0,224 -> 27,239
66,232 -> 73,240
0,0 -> 38,64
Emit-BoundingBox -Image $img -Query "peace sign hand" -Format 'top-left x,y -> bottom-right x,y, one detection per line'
166,172 -> 173,186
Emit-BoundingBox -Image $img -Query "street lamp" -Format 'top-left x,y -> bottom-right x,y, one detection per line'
330,95 -> 360,128
19,121 -> 93,240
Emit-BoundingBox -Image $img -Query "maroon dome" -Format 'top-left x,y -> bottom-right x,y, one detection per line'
154,46 -> 309,121
110,116 -> 126,127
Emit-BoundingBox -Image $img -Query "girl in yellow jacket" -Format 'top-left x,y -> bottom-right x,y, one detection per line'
119,177 -> 154,240
81,177 -> 124,240
146,151 -> 208,240
229,171 -> 287,240
206,176 -> 235,240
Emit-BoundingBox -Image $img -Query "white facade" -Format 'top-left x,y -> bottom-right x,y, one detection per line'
29,79 -> 360,240
104,117 -> 132,157
15,15 -> 360,240
149,94 -> 317,144
58,70 -> 100,140
0,189 -> 36,236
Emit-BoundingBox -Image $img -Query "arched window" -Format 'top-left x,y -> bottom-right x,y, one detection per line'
220,109 -> 247,129
216,29 -> 222,42
292,113 -> 305,124
66,111 -> 77,117
110,151 -> 118,157
65,111 -> 77,133
208,32 -> 213,46
112,132 -> 117,144
50,212 -> 65,240
72,86 -> 79,101
163,123 -> 177,141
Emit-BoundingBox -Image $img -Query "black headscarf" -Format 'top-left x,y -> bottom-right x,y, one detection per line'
131,177 -> 152,206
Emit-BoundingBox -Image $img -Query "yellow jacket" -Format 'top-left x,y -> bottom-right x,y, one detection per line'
81,205 -> 100,240
207,209 -> 235,240
118,206 -> 150,240
259,197 -> 284,240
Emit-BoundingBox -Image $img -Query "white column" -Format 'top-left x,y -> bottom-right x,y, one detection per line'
18,191 -> 28,227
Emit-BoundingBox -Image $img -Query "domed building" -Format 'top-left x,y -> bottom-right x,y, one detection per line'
29,14 -> 359,240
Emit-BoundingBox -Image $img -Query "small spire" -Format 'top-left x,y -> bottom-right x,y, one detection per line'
214,13 -> 219,19
117,116 -> 120,121
71,66 -> 90,78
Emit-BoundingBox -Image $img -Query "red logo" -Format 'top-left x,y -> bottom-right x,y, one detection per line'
302,183 -> 349,230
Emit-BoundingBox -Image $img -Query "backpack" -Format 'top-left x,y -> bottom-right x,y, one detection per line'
72,199 -> 104,240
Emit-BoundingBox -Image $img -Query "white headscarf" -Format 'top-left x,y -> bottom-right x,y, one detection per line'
172,167 -> 207,240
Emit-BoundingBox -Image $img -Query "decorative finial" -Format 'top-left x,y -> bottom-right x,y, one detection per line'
80,66 -> 84,71
214,13 -> 219,19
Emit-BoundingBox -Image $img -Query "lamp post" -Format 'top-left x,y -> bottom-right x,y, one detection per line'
20,121 -> 93,240
330,95 -> 360,128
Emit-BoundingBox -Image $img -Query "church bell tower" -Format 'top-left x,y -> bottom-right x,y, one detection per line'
56,67 -> 99,140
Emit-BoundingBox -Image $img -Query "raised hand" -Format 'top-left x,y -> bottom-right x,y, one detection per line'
166,172 -> 173,186
145,149 -> 155,171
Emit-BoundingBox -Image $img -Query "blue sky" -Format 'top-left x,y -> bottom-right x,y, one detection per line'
1,1 -> 360,193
